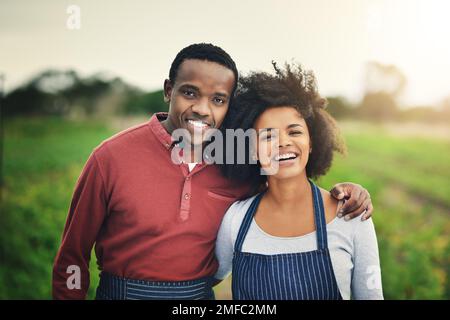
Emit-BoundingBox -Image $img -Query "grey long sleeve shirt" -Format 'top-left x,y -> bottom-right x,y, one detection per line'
215,195 -> 384,300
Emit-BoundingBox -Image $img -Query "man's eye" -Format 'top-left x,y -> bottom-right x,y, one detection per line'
183,90 -> 195,97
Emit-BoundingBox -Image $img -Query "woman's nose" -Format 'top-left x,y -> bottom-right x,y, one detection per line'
278,132 -> 292,147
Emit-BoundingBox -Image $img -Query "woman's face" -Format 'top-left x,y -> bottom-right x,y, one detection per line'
254,106 -> 311,180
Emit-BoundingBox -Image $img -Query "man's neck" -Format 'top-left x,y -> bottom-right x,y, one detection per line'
160,117 -> 175,135
182,145 -> 204,163
160,115 -> 207,164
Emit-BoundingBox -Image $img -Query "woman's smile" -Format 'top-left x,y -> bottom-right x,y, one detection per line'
272,151 -> 300,168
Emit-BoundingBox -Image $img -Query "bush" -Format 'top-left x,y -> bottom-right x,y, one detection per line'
121,89 -> 167,115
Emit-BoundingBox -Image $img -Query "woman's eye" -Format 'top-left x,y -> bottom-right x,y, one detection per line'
290,131 -> 303,136
214,97 -> 225,104
262,135 -> 272,141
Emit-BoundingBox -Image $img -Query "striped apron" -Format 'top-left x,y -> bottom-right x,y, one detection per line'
95,272 -> 215,300
231,180 -> 342,300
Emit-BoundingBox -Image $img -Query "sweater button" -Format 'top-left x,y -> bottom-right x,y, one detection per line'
184,193 -> 190,200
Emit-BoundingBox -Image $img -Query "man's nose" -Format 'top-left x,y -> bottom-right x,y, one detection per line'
191,97 -> 211,117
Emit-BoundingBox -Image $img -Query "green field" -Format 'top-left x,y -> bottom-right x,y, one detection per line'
1,117 -> 449,299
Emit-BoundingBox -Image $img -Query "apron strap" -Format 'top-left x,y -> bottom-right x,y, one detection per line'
234,193 -> 264,252
234,180 -> 328,252
309,179 -> 328,250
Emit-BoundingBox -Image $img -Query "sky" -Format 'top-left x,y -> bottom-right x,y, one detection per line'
1,0 -> 450,106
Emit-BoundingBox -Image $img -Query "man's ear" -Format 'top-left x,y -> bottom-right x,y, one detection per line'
163,79 -> 172,103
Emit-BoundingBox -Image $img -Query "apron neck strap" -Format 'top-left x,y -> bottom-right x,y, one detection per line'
233,180 -> 329,252
234,193 -> 264,252
309,179 -> 328,250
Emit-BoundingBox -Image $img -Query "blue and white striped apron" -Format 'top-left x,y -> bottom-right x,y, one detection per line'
95,272 -> 215,300
231,180 -> 342,300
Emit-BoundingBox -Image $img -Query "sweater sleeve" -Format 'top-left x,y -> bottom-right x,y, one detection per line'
351,217 -> 384,300
52,150 -> 108,299
214,202 -> 238,281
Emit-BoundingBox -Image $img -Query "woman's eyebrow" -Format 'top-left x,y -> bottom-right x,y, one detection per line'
215,92 -> 229,98
287,123 -> 303,129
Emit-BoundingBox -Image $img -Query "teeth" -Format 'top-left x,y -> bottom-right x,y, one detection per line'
188,120 -> 208,128
275,153 -> 297,161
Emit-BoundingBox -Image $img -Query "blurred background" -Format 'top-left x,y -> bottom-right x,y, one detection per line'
0,0 -> 449,299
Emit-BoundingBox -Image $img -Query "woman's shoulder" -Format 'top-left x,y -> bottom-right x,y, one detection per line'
218,195 -> 260,243
318,187 -> 341,223
317,186 -> 375,232
222,194 -> 259,229
232,193 -> 259,208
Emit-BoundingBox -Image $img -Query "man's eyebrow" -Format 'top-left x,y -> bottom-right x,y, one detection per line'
287,123 -> 303,129
178,84 -> 199,91
178,85 -> 228,98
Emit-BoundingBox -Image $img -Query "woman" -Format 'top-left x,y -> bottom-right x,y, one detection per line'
215,62 -> 383,300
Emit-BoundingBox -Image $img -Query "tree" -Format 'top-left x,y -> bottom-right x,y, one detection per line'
3,70 -> 136,117
326,96 -> 354,119
122,89 -> 167,115
358,62 -> 407,122
3,68 -> 168,118
358,92 -> 398,122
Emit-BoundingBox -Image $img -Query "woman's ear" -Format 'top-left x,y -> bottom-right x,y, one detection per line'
163,79 -> 172,103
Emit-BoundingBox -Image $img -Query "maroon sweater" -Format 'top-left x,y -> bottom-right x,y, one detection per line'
52,113 -> 249,299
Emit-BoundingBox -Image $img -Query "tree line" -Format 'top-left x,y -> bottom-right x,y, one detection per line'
3,64 -> 450,123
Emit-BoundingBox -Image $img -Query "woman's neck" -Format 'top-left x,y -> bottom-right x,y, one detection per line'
264,173 -> 312,215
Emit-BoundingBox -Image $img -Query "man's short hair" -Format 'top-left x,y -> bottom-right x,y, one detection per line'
169,43 -> 238,92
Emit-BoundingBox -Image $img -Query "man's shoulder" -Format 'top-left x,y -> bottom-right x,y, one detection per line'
93,120 -> 152,155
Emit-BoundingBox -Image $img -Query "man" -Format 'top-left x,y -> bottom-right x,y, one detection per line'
52,43 -> 373,300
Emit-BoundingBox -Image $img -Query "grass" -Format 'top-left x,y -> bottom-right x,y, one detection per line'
1,117 -> 114,299
1,116 -> 449,299
317,124 -> 450,299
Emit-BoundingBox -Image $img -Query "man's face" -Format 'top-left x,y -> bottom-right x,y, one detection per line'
163,59 -> 235,145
